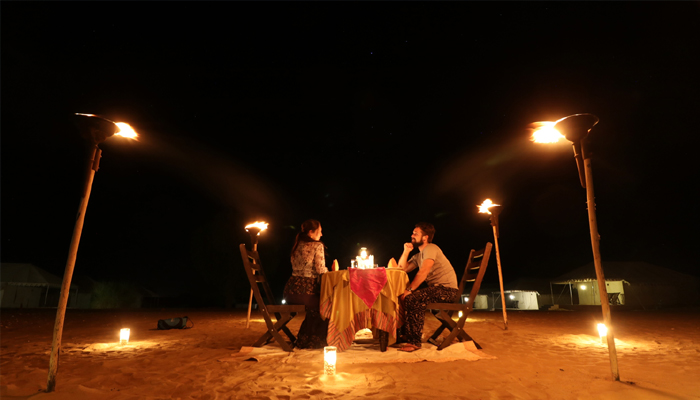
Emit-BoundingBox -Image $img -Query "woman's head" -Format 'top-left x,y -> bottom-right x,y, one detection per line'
292,219 -> 323,255
302,219 -> 322,241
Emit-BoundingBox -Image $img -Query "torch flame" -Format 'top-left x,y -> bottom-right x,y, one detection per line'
245,221 -> 269,235
114,122 -> 138,140
478,199 -> 500,214
530,121 -> 565,143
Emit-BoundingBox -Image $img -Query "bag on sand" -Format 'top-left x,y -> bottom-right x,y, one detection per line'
157,316 -> 194,330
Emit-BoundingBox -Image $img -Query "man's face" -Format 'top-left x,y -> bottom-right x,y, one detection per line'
411,228 -> 426,246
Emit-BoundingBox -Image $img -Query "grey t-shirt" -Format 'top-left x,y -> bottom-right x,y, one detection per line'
406,243 -> 458,289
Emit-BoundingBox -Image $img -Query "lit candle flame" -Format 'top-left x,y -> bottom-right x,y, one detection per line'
114,122 -> 138,139
477,199 -> 500,214
530,121 -> 565,143
245,221 -> 269,235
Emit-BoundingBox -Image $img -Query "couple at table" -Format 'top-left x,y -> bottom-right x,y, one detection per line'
284,220 -> 458,352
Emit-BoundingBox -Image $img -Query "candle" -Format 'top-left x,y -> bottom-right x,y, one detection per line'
324,346 -> 337,375
120,328 -> 130,345
597,323 -> 607,344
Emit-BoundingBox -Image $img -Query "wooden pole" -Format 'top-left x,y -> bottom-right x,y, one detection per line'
581,139 -> 620,381
47,145 -> 100,392
492,225 -> 508,330
246,239 -> 258,329
246,289 -> 254,329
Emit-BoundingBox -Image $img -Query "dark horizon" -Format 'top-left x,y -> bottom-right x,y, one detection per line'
3,3 -> 699,306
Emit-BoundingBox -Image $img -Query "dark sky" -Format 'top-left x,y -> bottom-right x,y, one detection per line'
3,3 -> 699,304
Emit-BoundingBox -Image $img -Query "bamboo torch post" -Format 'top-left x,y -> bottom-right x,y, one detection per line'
532,113 -> 619,381
244,222 -> 268,329
489,207 -> 508,330
478,200 -> 508,330
47,113 -> 137,392
245,231 -> 259,329
47,145 -> 100,392
580,139 -> 620,381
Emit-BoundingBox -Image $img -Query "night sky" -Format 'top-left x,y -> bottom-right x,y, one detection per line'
3,3 -> 699,306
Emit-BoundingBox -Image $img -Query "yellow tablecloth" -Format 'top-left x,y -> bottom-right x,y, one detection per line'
320,269 -> 409,352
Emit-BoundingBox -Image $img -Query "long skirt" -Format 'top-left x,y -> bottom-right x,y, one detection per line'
283,275 -> 328,349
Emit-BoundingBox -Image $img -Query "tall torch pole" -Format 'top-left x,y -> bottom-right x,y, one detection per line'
580,139 -> 619,381
47,114 -> 137,392
479,200 -> 507,330
532,113 -> 620,381
489,206 -> 508,330
47,144 -> 100,392
244,222 -> 268,329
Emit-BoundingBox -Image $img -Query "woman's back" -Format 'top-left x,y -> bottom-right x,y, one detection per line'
291,241 -> 327,278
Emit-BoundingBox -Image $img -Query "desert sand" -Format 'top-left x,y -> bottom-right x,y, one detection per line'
1,307 -> 699,400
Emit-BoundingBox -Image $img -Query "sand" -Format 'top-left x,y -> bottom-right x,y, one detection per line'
2,307 -> 699,399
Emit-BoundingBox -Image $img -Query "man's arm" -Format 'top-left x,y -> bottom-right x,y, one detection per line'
398,243 -> 414,272
400,259 -> 434,299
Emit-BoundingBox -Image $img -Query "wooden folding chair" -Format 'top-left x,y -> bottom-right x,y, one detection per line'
426,242 -> 493,350
239,243 -> 305,352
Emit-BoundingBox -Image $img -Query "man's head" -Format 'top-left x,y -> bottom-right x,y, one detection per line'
411,222 -> 435,246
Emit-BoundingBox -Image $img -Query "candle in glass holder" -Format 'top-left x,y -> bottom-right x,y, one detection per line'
597,323 -> 608,344
324,346 -> 337,375
120,328 -> 130,345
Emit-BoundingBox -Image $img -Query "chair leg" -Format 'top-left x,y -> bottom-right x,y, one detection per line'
435,316 -> 482,350
253,331 -> 273,347
253,314 -> 297,352
274,312 -> 298,344
281,324 -> 297,343
271,315 -> 296,351
270,329 -> 294,352
428,309 -> 456,345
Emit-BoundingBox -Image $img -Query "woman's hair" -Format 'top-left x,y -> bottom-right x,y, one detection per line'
291,219 -> 322,256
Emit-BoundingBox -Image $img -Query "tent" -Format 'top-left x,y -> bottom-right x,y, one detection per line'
550,262 -> 700,308
1,263 -> 79,308
460,293 -> 490,310
492,290 -> 540,310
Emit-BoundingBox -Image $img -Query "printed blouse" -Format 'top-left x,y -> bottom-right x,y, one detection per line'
291,241 -> 328,278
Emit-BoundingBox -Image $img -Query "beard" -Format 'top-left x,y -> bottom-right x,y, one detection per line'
411,236 -> 424,247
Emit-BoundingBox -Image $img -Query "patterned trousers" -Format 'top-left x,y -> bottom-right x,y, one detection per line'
403,285 -> 460,347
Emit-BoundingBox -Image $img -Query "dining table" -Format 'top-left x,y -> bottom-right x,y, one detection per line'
320,268 -> 409,352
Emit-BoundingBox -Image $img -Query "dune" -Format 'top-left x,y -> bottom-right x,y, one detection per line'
1,307 -> 699,399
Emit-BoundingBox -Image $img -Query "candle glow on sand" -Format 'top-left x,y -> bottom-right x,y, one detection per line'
598,323 -> 608,344
120,328 -> 130,345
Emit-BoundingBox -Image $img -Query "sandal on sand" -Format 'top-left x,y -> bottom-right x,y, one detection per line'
397,344 -> 421,352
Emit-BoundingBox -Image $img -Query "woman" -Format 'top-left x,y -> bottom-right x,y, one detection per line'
283,219 -> 329,349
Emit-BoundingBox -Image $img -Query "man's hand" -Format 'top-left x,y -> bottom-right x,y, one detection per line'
403,243 -> 414,252
399,290 -> 412,301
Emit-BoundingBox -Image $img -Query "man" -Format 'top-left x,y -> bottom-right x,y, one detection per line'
396,222 -> 459,352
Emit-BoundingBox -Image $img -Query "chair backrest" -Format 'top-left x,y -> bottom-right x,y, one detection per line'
239,243 -> 277,308
459,243 -> 493,310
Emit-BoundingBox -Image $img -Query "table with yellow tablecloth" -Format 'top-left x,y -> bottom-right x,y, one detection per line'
320,269 -> 409,352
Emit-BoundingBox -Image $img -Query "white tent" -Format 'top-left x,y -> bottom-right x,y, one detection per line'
1,263 -> 79,308
460,293 -> 489,310
493,290 -> 540,310
550,262 -> 699,308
